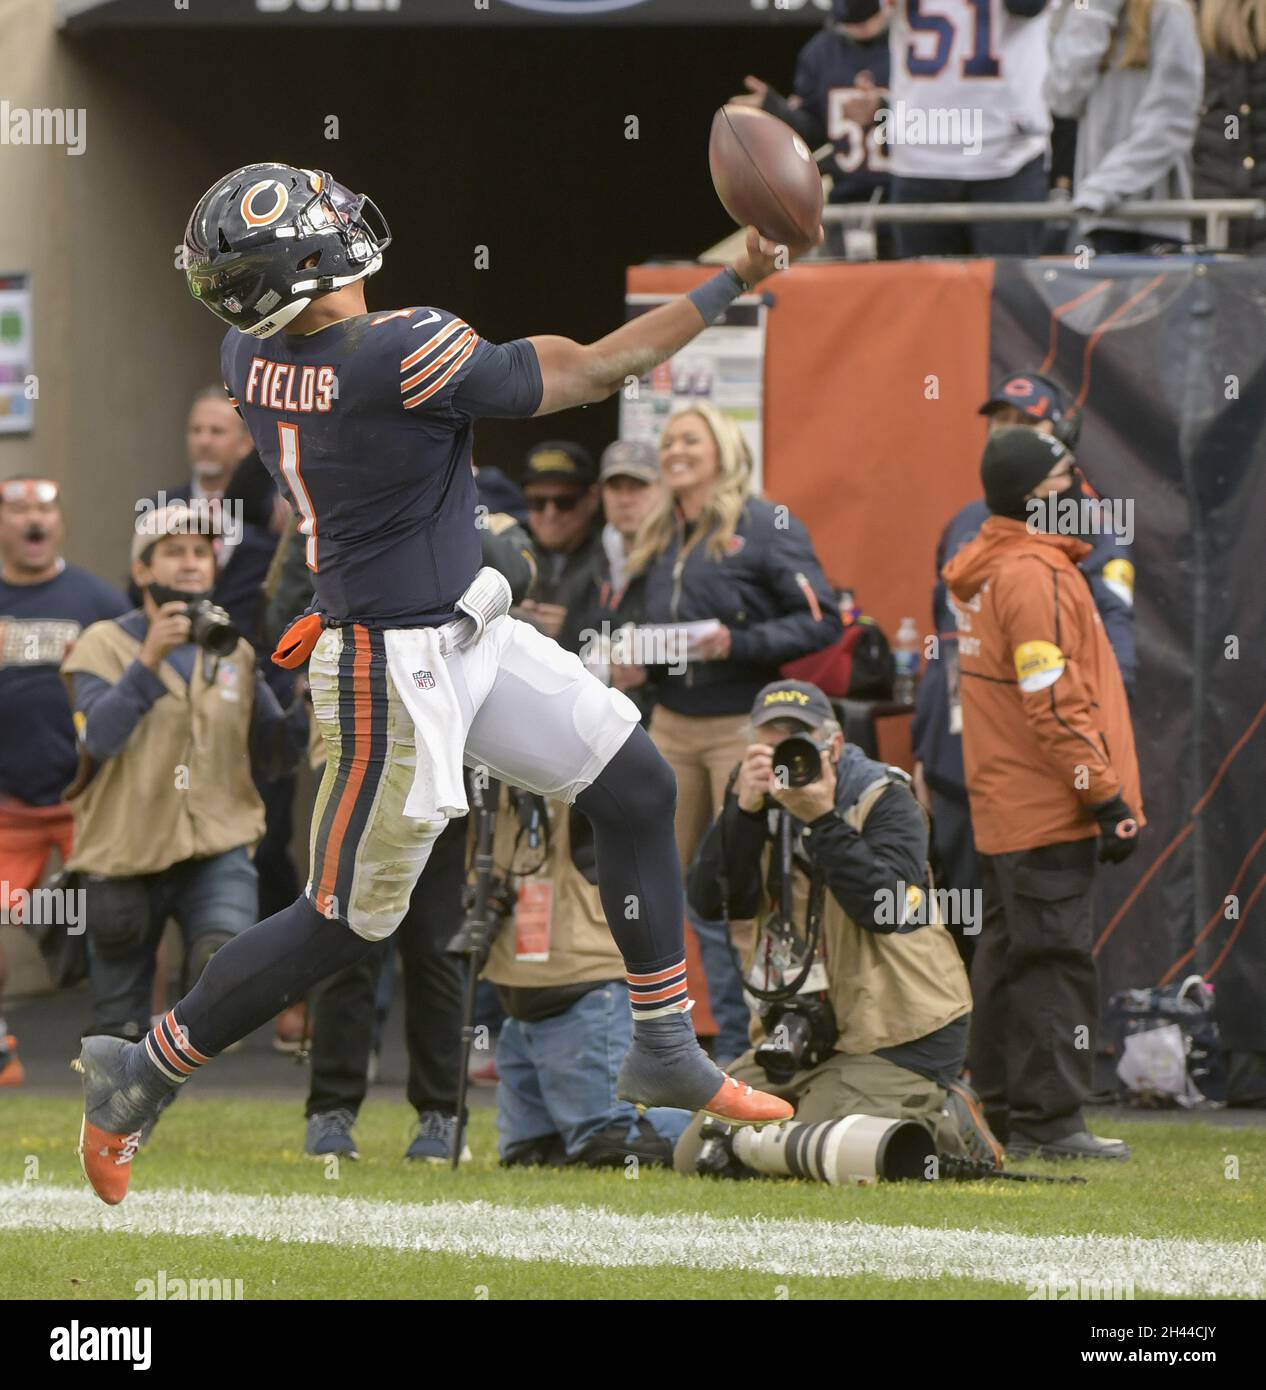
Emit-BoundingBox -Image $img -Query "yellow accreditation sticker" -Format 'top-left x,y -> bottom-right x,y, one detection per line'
903,883 -> 925,924
1101,557 -> 1135,606
73,710 -> 86,737
1014,639 -> 1066,693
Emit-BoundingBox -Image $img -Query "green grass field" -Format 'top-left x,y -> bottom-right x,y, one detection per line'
2,1095 -> 1263,1300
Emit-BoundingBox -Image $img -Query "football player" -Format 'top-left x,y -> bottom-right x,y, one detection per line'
75,164 -> 810,1203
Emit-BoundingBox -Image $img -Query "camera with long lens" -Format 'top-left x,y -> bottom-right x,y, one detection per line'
771,732 -> 827,788
753,994 -> 837,1085
185,599 -> 238,657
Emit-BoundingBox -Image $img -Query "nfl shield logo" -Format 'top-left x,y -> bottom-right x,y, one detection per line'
412,669 -> 435,690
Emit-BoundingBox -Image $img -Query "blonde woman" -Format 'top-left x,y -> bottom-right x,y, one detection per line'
1045,0 -> 1203,253
1195,0 -> 1266,253
622,404 -> 841,1060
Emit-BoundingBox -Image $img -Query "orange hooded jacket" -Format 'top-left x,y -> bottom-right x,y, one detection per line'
941,516 -> 1143,856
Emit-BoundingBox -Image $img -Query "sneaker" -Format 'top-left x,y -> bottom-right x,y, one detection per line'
274,1002 -> 308,1055
1007,1129 -> 1131,1162
943,1078 -> 1005,1169
305,1109 -> 359,1160
0,1035 -> 25,1088
74,1036 -> 157,1205
404,1110 -> 471,1163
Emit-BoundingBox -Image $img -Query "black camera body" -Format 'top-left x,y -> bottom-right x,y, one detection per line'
185,599 -> 238,657
753,993 -> 837,1085
771,731 -> 826,788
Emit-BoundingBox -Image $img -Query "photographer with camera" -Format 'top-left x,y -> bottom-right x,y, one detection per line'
59,503 -> 307,1059
673,680 -> 992,1179
482,789 -> 690,1170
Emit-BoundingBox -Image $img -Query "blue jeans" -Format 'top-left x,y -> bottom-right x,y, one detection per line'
496,981 -> 690,1158
689,906 -> 752,1066
84,847 -> 258,1040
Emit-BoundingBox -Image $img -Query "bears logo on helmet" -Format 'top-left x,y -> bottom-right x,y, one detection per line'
182,163 -> 391,339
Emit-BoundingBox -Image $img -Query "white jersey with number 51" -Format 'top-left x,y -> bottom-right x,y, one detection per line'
884,0 -> 1051,181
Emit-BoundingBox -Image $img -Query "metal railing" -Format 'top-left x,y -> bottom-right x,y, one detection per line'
819,199 -> 1266,252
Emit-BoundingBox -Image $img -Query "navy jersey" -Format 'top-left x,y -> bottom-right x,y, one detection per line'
791,29 -> 891,204
221,308 -> 543,628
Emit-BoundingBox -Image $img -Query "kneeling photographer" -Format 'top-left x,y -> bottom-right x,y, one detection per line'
675,680 -> 995,1181
60,503 -> 307,1057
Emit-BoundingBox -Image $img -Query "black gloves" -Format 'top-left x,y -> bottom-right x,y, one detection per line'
1091,793 -> 1140,864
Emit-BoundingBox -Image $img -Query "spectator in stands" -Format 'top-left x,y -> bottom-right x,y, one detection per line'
622,403 -> 842,1064
61,504 -> 306,1095
0,477 -> 128,1086
674,679 -> 992,1178
730,0 -> 892,256
153,386 -> 279,640
885,0 -> 1053,257
485,790 -> 689,1169
942,428 -> 1143,1161
1195,0 -> 1266,253
1046,0 -> 1204,253
514,441 -> 605,654
573,439 -> 664,721
912,373 -> 1136,966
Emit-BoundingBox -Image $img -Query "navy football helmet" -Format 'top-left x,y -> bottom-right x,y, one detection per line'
182,163 -> 391,338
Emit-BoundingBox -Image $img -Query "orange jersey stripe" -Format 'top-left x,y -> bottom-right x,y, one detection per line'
153,1027 -> 195,1074
399,319 -> 470,372
400,329 -> 475,393
167,1011 -> 211,1064
626,961 -> 687,985
629,983 -> 689,1003
402,337 -> 478,409
316,626 -> 374,911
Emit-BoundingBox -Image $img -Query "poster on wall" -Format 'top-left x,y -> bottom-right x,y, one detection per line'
619,294 -> 766,491
0,274 -> 33,436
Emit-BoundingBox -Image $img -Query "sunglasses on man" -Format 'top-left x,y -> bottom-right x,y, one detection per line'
526,493 -> 583,514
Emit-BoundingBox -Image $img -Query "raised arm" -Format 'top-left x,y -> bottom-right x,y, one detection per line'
527,228 -> 805,417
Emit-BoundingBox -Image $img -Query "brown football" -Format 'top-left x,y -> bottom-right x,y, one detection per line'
708,105 -> 823,255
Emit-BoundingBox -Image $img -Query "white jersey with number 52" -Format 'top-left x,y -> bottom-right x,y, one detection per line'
885,0 -> 1051,181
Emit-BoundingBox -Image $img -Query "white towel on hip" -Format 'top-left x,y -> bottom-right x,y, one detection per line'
383,628 -> 469,821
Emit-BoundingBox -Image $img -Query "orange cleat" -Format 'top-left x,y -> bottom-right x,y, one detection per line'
699,1075 -> 793,1128
0,1035 -> 24,1088
77,1115 -> 141,1205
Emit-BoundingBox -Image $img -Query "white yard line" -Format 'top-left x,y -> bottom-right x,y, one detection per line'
1,1183 -> 1262,1296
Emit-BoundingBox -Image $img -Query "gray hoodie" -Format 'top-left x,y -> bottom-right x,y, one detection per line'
1045,0 -> 1203,243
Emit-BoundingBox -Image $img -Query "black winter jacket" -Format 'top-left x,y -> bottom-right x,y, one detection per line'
1194,54 -> 1266,253
640,498 -> 842,717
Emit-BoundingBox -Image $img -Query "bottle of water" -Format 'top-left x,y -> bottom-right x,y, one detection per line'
893,617 -> 920,705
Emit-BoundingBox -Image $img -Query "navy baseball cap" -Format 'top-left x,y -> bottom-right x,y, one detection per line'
978,372 -> 1068,424
524,441 -> 597,489
750,680 -> 834,730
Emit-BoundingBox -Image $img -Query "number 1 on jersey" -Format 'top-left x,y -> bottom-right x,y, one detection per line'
278,421 -> 319,571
